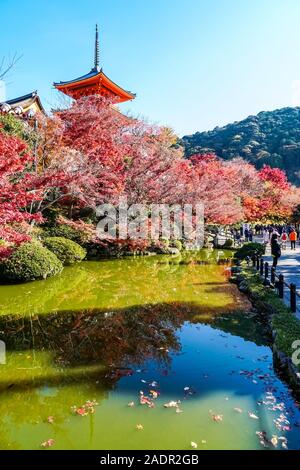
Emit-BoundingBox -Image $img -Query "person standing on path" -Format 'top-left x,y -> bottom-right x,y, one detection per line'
281,231 -> 287,250
271,234 -> 281,268
289,229 -> 297,250
263,229 -> 269,245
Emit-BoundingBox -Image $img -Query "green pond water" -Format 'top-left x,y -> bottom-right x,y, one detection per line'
0,250 -> 299,450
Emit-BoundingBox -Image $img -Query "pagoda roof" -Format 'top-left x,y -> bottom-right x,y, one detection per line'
6,91 -> 45,114
54,66 -> 102,87
53,25 -> 136,103
53,67 -> 136,103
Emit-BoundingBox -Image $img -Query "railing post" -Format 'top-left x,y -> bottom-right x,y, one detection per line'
260,258 -> 264,276
264,262 -> 269,279
252,255 -> 256,267
278,274 -> 284,299
271,267 -> 276,284
290,283 -> 297,313
256,256 -> 260,271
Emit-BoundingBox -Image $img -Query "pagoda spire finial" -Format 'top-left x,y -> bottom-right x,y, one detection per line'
94,24 -> 100,70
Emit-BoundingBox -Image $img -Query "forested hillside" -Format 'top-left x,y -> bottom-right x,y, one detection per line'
182,107 -> 300,185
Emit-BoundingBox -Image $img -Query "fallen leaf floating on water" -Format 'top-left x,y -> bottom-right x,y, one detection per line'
141,379 -> 159,388
41,439 -> 55,448
47,416 -> 54,424
176,408 -> 183,414
71,400 -> 98,417
212,414 -> 223,423
248,412 -> 259,420
75,407 -> 88,417
127,401 -> 135,408
209,411 -> 223,422
140,392 -> 155,408
274,413 -> 291,432
202,440 -> 207,444
164,400 -> 181,409
256,431 -> 269,448
234,408 -> 243,413
191,441 -> 198,449
278,437 -> 288,450
271,435 -> 278,448
136,424 -> 144,431
184,386 -> 196,397
149,381 -> 159,388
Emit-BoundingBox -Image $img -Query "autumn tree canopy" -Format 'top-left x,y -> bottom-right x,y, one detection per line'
1,96 -> 300,255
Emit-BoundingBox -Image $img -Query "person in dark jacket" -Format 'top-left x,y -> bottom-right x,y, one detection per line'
271,234 -> 281,268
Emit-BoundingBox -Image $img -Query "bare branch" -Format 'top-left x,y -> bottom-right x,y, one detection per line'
0,53 -> 23,81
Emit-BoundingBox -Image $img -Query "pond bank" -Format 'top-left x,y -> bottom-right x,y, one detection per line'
231,266 -> 300,397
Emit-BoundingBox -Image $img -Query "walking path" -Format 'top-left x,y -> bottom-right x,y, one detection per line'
261,240 -> 300,319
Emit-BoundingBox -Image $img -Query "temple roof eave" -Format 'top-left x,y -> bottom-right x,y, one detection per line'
53,67 -> 101,87
53,69 -> 136,101
5,91 -> 45,114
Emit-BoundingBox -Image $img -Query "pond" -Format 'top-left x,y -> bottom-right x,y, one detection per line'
0,250 -> 299,450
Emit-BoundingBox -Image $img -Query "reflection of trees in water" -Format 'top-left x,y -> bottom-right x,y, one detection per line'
0,298 -> 265,386
0,305 -> 185,369
0,299 -> 270,433
0,305 -> 186,430
0,250 -> 233,316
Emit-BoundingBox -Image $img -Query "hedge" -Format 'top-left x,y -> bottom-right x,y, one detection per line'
0,242 -> 63,282
40,224 -> 84,245
234,242 -> 265,260
43,237 -> 86,266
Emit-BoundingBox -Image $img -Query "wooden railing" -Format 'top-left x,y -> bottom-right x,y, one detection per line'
251,254 -> 299,313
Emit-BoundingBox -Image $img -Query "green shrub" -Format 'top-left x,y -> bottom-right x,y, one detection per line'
171,240 -> 183,251
272,312 -> 300,366
0,242 -> 63,282
224,238 -> 234,248
160,238 -> 170,248
235,242 -> 265,260
0,113 -> 37,148
43,237 -> 86,266
41,225 -> 83,245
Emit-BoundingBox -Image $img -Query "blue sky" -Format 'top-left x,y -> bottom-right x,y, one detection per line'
1,0 -> 300,135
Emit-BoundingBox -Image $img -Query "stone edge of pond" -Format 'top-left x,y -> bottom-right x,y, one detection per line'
230,266 -> 300,397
